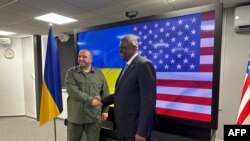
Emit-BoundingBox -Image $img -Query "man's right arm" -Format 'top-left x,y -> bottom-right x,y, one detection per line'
65,69 -> 93,103
101,94 -> 114,107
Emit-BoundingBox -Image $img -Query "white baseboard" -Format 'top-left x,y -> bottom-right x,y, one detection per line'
215,139 -> 223,141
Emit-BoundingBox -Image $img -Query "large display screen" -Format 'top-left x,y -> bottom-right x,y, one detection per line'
76,4 -> 221,129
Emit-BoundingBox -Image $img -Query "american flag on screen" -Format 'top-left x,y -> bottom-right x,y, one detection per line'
132,11 -> 215,122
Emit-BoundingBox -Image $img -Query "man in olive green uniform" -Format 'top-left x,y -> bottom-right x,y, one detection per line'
65,49 -> 109,141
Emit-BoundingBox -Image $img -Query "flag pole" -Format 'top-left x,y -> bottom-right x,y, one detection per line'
50,23 -> 57,141
54,119 -> 57,141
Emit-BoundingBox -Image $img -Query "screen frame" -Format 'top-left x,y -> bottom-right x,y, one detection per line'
74,3 -> 223,130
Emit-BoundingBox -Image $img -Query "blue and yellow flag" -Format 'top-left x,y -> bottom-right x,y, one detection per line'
39,27 -> 63,126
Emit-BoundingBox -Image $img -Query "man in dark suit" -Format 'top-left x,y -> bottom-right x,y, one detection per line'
101,34 -> 156,141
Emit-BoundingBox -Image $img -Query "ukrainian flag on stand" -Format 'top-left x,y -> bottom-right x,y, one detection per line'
39,27 -> 63,126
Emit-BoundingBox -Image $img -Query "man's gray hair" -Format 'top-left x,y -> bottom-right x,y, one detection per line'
121,34 -> 139,48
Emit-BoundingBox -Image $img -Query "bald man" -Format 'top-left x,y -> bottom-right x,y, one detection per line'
65,49 -> 109,141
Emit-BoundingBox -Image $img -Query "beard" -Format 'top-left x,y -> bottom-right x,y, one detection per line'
79,62 -> 90,68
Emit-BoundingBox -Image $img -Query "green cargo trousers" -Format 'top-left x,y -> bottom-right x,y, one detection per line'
67,121 -> 101,141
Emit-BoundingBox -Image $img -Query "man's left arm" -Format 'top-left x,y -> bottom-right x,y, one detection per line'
137,61 -> 156,138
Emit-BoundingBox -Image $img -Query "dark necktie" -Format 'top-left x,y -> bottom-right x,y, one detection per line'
119,64 -> 129,80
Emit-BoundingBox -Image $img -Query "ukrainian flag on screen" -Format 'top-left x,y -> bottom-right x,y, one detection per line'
77,26 -> 132,93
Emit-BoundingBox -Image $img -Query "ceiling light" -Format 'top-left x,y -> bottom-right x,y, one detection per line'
0,30 -> 16,36
34,13 -> 77,25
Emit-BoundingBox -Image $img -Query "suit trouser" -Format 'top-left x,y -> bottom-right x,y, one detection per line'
67,121 -> 101,141
119,137 -> 135,141
119,137 -> 151,141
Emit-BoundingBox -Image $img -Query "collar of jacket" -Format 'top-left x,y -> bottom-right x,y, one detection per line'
76,65 -> 96,73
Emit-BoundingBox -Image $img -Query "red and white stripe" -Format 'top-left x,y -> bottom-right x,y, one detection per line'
156,11 -> 215,122
237,60 -> 250,124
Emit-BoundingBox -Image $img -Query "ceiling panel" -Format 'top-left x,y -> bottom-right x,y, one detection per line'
83,15 -> 114,26
64,21 -> 91,29
3,22 -> 47,35
72,11 -> 102,21
0,0 -> 249,37
18,0 -> 86,18
62,0 -> 92,3
107,0 -> 174,22
117,0 -> 166,10
89,3 -> 130,15
221,0 -> 250,7
63,0 -> 116,11
0,0 -> 16,7
165,0 -> 217,10
18,0 -> 63,10
0,11 -> 28,27
136,1 -> 175,17
0,2 -> 46,18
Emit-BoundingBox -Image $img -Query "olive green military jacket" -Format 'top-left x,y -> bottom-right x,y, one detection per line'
65,66 -> 109,123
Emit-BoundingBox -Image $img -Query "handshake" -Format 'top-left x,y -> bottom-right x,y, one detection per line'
91,96 -> 103,107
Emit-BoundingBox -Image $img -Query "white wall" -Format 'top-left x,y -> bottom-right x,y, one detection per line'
58,89 -> 68,119
0,35 -> 67,119
0,38 -> 25,116
41,35 -> 48,74
22,36 -> 37,118
0,36 -> 37,118
216,7 -> 250,140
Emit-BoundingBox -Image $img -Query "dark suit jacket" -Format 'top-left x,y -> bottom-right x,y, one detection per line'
102,55 -> 156,138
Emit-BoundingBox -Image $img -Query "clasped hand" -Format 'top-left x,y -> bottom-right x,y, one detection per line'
91,96 -> 108,121
91,96 -> 103,107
